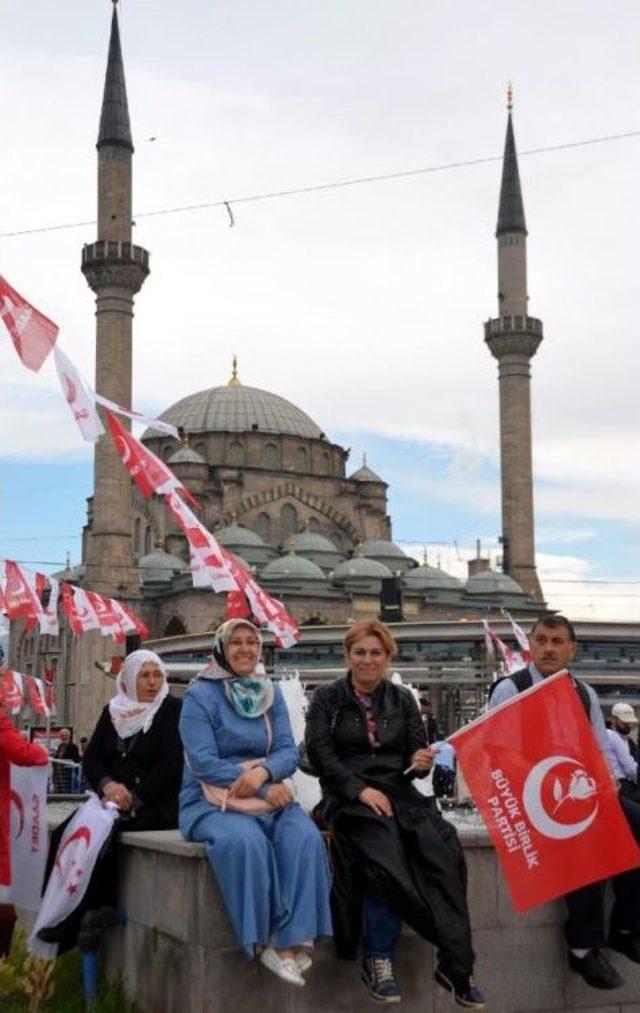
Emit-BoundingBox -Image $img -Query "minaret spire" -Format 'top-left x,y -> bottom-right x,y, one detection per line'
97,3 -> 133,152
484,92 -> 543,601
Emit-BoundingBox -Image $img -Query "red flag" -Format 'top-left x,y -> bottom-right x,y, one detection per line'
1,670 -> 24,715
43,668 -> 57,716
111,600 -> 149,640
25,676 -> 49,717
105,411 -> 200,512
220,547 -> 299,648
504,610 -> 532,663
0,276 -> 58,371
483,621 -> 523,676
0,582 -> 7,615
166,492 -> 236,593
61,584 -> 100,635
450,672 -> 639,912
85,591 -> 122,639
225,589 -> 251,620
4,561 -> 43,627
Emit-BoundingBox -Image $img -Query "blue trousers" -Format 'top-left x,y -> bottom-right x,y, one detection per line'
363,895 -> 402,959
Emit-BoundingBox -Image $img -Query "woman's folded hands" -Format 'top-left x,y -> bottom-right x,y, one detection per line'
229,765 -> 270,798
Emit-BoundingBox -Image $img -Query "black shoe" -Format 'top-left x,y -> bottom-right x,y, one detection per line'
361,956 -> 402,1004
568,949 -> 623,989
608,929 -> 640,964
434,965 -> 486,1008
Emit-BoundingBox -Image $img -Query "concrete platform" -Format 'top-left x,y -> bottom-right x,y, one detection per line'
102,827 -> 640,1013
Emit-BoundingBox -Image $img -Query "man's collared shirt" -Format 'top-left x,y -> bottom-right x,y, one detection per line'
488,663 -> 614,768
606,728 -> 638,782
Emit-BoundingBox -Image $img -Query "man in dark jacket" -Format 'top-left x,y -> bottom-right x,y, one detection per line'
53,728 -> 80,793
489,615 -> 640,991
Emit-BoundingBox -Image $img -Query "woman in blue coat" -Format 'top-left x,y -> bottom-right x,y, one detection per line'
179,618 -> 332,987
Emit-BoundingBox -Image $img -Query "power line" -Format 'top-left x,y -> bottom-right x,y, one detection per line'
1,128 -> 639,240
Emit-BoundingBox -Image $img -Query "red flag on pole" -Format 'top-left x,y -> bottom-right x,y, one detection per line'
450,672 -> 639,912
105,411 -> 200,512
0,276 -> 58,371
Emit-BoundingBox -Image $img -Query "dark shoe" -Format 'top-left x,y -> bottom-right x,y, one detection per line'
568,949 -> 623,989
608,929 -> 640,964
361,956 -> 402,1004
434,965 -> 486,1008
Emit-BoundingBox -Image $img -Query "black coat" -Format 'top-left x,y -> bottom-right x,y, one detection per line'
305,673 -> 428,809
305,675 -> 473,973
83,694 -> 183,831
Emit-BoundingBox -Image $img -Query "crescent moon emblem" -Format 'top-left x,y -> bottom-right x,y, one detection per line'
10,790 -> 25,838
522,755 -> 599,841
115,434 -> 131,466
55,826 -> 92,873
63,373 -> 77,405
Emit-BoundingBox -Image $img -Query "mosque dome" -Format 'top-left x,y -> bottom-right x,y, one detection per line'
403,563 -> 463,592
215,523 -> 276,567
332,556 -> 393,582
465,569 -> 525,596
349,454 -> 384,483
289,528 -> 345,572
139,548 -> 187,586
150,380 -> 323,441
261,552 -> 327,583
167,444 -> 206,465
361,539 -> 414,575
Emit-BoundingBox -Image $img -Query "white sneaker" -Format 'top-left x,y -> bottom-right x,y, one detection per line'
260,946 -> 306,987
295,950 -> 313,973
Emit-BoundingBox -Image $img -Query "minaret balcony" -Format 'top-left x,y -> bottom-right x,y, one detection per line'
484,314 -> 542,338
82,240 -> 150,294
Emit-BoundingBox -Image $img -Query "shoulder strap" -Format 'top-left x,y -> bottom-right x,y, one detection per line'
571,677 -> 592,720
488,667 -> 533,703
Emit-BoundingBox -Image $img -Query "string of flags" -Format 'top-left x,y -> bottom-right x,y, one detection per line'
1,559 -> 149,643
482,611 -> 532,677
1,274 -> 300,649
0,668 -> 52,718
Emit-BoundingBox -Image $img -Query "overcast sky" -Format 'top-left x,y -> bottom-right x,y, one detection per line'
1,0 -> 639,621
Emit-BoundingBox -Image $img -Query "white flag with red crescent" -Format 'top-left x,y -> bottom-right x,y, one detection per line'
9,764 -> 49,910
29,796 -> 119,958
0,276 -> 58,372
53,346 -> 105,442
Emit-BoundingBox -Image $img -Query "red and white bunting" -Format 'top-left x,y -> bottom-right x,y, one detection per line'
4,561 -> 46,630
110,598 -> 149,640
483,620 -> 524,676
220,546 -> 299,648
166,492 -> 236,593
503,609 -> 532,662
106,410 -> 199,511
85,591 -> 124,639
43,668 -> 57,716
25,675 -> 49,718
0,670 -> 24,715
94,392 -> 179,439
0,581 -> 7,615
61,584 -> 100,635
0,276 -> 58,372
53,346 -> 105,441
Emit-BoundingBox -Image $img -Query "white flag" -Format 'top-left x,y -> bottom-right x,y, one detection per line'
94,392 -> 179,439
10,764 -> 49,911
53,346 -> 105,442
29,796 -> 119,959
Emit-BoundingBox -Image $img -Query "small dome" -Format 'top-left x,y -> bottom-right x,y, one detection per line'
403,564 -> 463,592
332,557 -> 393,581
349,453 -> 384,483
139,549 -> 186,585
465,569 -> 525,596
216,525 -> 266,548
261,552 -> 327,582
291,530 -> 339,553
167,444 -> 206,465
361,539 -> 415,575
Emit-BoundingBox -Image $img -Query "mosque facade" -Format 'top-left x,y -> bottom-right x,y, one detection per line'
10,7 -> 549,734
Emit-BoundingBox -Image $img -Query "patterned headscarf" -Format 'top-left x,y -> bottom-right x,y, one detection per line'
198,619 -> 273,718
108,649 -> 169,740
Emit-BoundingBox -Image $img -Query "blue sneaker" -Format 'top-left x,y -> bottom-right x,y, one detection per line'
361,956 -> 402,1004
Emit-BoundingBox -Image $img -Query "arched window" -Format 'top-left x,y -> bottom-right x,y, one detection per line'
194,442 -> 207,459
296,446 -> 308,472
308,516 -> 321,533
281,503 -> 298,541
144,526 -> 153,555
320,451 -> 331,475
162,445 -> 174,461
228,441 -> 245,466
164,616 -> 187,637
134,517 -> 142,555
256,512 -> 272,543
262,443 -> 280,469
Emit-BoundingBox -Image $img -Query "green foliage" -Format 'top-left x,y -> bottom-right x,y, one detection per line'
0,929 -> 139,1012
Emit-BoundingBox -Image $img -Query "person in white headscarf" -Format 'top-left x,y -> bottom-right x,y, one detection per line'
36,649 -> 182,954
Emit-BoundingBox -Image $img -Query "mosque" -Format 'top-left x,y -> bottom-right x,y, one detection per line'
11,5 -> 559,733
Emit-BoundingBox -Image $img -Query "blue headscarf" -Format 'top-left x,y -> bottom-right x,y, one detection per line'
197,619 -> 274,718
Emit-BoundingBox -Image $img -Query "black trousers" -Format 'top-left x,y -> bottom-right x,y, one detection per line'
565,792 -> 640,948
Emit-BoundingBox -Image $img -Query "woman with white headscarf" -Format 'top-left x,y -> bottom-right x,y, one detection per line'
37,649 -> 182,953
179,619 -> 332,987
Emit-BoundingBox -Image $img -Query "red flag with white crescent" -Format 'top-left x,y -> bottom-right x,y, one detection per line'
25,676 -> 49,717
166,492 -> 237,593
0,276 -> 58,372
450,671 -> 640,912
53,346 -> 105,442
110,599 -> 149,640
9,764 -> 49,911
105,410 -> 200,511
503,609 -> 532,663
220,546 -> 299,648
3,560 -> 44,628
61,584 -> 100,635
1,670 -> 24,715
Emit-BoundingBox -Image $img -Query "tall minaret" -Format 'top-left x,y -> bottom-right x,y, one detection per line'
484,88 -> 543,601
81,1 -> 149,596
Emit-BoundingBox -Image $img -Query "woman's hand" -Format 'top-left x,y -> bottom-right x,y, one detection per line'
102,780 -> 133,810
229,765 -> 269,799
410,747 -> 436,773
359,787 -> 393,817
264,783 -> 294,809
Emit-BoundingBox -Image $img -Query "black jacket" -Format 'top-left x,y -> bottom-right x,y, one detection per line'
83,694 -> 183,830
305,674 -> 428,806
